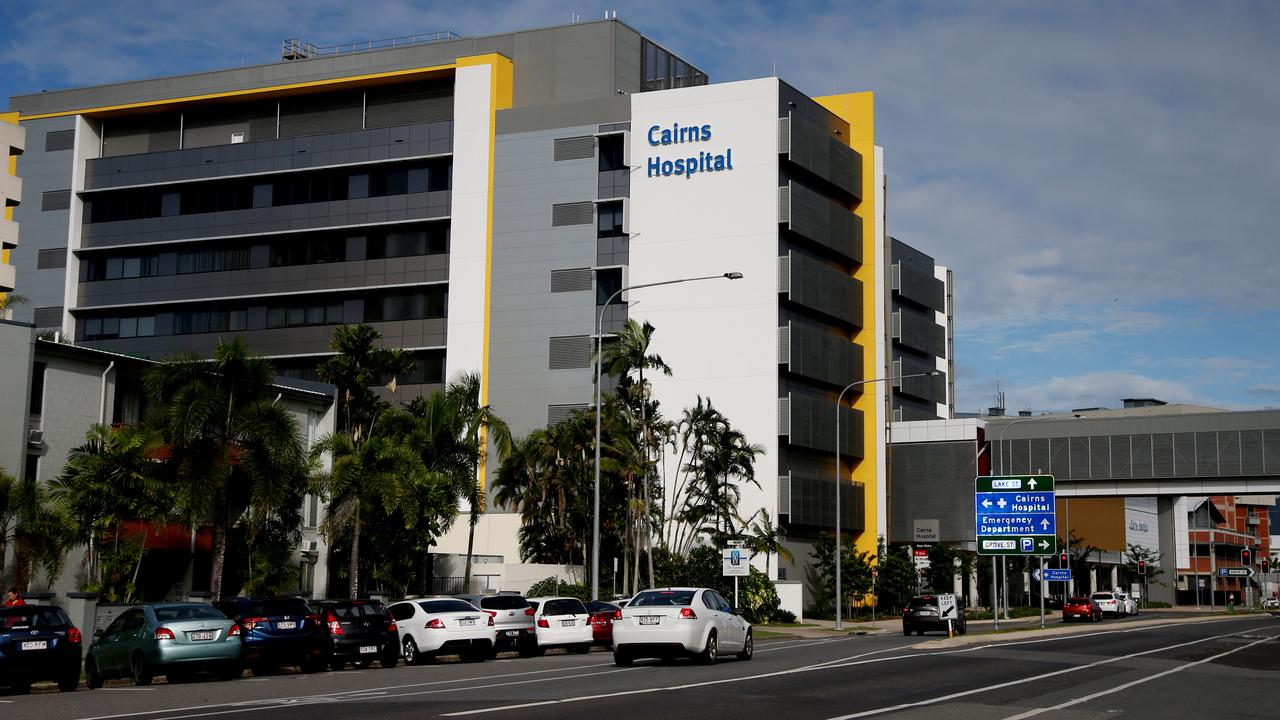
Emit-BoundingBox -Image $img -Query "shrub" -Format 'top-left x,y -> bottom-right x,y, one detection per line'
770,609 -> 797,623
526,576 -> 589,600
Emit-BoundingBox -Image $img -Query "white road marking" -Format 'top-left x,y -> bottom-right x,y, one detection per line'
999,631 -> 1279,719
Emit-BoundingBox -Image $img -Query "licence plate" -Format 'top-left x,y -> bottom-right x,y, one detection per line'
505,630 -> 520,636
560,619 -> 575,627
359,645 -> 377,654
189,631 -> 216,641
21,640 -> 48,650
639,616 -> 660,626
276,621 -> 297,630
459,618 -> 475,626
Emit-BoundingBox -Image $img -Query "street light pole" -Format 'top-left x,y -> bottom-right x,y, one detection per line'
591,271 -> 743,601
834,370 -> 939,630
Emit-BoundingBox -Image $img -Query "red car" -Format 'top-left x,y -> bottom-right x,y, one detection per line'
585,601 -> 621,647
1062,597 -> 1103,622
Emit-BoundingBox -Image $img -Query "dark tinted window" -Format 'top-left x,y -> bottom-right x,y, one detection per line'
328,602 -> 386,619
388,603 -> 416,622
586,601 -> 619,614
238,598 -> 312,617
1067,597 -> 1091,605
907,597 -> 938,609
421,600 -> 480,614
0,606 -> 70,629
631,590 -> 695,607
479,596 -> 528,611
544,599 -> 586,616
153,605 -> 225,622
1091,593 -> 1114,600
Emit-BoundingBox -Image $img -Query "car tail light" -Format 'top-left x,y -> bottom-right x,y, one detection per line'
155,627 -> 176,640
488,615 -> 495,627
537,618 -> 549,628
305,614 -> 320,626
326,612 -> 345,635
242,616 -> 267,630
425,619 -> 445,629
524,607 -> 535,617
485,610 -> 497,618
679,608 -> 697,620
386,621 -> 398,633
228,624 -> 241,637
613,610 -> 621,620
67,626 -> 82,644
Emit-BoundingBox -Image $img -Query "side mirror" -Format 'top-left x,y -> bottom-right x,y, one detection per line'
93,628 -> 104,640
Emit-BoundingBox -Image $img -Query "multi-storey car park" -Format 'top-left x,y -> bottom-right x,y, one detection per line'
2,19 -> 955,605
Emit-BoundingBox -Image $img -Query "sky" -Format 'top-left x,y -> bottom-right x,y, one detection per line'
2,0 -> 1277,415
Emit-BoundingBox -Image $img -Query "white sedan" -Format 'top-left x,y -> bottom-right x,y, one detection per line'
1115,592 -> 1138,616
612,587 -> 752,666
387,598 -> 496,664
526,596 -> 593,655
1090,592 -> 1123,617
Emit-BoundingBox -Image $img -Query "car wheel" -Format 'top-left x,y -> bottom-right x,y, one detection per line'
251,660 -> 279,676
10,674 -> 31,695
903,625 -> 911,636
330,658 -> 347,672
86,658 -> 105,690
403,636 -> 421,666
517,642 -> 538,659
613,648 -> 633,667
570,643 -> 591,654
216,662 -> 242,681
698,631 -> 718,665
58,667 -> 80,693
379,650 -> 399,669
737,630 -> 753,661
354,659 -> 374,669
132,653 -> 153,686
916,629 -> 924,636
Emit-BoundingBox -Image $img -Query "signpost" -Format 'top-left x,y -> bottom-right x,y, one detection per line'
1217,567 -> 1255,578
913,519 -> 939,544
937,593 -> 958,637
977,475 -> 1057,629
1033,568 -> 1072,583
722,541 -> 749,608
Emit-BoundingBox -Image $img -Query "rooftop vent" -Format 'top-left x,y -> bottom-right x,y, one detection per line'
282,32 -> 464,61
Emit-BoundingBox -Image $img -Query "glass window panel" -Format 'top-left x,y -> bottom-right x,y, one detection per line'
102,317 -> 119,336
105,257 -> 123,279
137,316 -> 155,337
325,304 -> 343,323
287,307 -> 305,326
230,310 -> 247,331
85,318 -> 102,338
348,174 -> 369,199
267,308 -> 286,328
386,169 -> 408,195
118,317 -> 137,338
122,257 -> 141,278
306,306 -> 324,325
407,167 -> 429,194
252,183 -> 272,208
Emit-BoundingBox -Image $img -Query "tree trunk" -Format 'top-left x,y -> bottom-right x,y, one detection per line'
463,457 -> 479,593
639,368 -> 654,590
348,508 -> 361,599
210,523 -> 227,601
127,540 -> 145,603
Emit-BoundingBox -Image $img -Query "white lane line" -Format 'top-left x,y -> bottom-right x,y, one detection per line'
821,624 -> 1279,720
999,631 -> 1279,720
442,623 -> 1275,718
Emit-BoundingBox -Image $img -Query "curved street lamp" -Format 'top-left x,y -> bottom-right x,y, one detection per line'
833,369 -> 939,630
591,271 -> 743,601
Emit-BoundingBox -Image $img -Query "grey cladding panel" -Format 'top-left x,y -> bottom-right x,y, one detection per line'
787,111 -> 861,199
787,389 -> 861,456
787,320 -> 860,388
548,335 -> 591,369
41,190 -> 71,212
44,130 -> 75,152
895,260 -> 945,312
787,181 -> 860,263
787,251 -> 861,326
36,248 -> 66,270
890,440 -> 977,542
550,268 -> 593,292
786,473 -> 863,530
895,305 -> 945,357
551,201 -> 594,227
554,136 -> 595,161
33,306 -> 62,327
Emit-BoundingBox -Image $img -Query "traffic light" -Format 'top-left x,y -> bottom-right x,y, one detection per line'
1059,552 -> 1068,565
1241,548 -> 1252,566
1264,557 -> 1271,574
1138,560 -> 1146,575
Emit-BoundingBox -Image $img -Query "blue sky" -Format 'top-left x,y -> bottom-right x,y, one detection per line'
3,0 -> 1277,414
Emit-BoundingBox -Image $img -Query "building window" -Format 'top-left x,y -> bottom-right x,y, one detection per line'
177,247 -> 251,274
270,235 -> 346,266
599,135 -> 625,172
29,362 -> 45,415
84,315 -> 157,340
172,308 -> 247,335
266,302 -> 343,329
364,287 -> 447,322
85,254 -> 160,281
596,267 -> 623,305
366,224 -> 449,259
598,201 -> 624,238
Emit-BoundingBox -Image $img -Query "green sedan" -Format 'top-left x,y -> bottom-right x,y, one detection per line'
86,602 -> 242,686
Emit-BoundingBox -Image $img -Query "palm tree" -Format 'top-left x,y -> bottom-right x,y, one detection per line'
317,324 -> 414,438
599,319 -> 671,588
742,508 -> 792,577
667,397 -> 763,554
145,338 -> 307,600
442,372 -> 513,593
48,425 -> 171,600
0,470 -> 71,592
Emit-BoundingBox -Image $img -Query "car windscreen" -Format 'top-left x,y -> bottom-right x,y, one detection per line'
1091,594 -> 1114,600
242,599 -> 312,617
0,606 -> 69,629
907,597 -> 937,609
421,600 -> 479,614
544,599 -> 586,616
631,590 -> 695,607
479,595 -> 528,611
586,601 -> 619,614
329,602 -> 386,619
1066,597 -> 1092,604
154,605 -> 225,622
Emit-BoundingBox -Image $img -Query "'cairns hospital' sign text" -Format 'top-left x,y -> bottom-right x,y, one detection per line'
646,122 -> 735,179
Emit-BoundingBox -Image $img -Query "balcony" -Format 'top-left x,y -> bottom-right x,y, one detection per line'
0,174 -> 21,207
0,217 -> 17,249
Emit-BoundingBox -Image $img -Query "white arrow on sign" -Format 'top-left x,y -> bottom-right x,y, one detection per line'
1040,519 -> 1050,530
1039,540 -> 1050,549
1033,568 -> 1042,582
982,499 -> 992,508
1028,478 -> 1038,489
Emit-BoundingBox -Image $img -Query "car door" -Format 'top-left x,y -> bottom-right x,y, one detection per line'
715,591 -> 747,650
101,610 -> 142,676
700,591 -> 729,649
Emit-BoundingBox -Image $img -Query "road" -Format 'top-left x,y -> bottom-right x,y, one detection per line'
4,614 -> 1277,720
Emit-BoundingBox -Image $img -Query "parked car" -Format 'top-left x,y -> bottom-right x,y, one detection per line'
1062,597 -> 1103,622
527,597 -> 593,655
1090,592 -> 1123,618
612,587 -> 752,666
1114,592 -> 1138,616
1262,596 -> 1279,612
586,600 -> 622,648
901,595 -> 966,636
389,598 -> 495,664
454,593 -> 536,657
313,599 -> 400,670
0,604 -> 83,693
86,602 -> 240,687
213,597 -> 326,675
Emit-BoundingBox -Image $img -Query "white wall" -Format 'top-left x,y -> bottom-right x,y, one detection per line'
629,78 -> 779,569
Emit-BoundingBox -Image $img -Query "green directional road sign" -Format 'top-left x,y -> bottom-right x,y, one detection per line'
975,475 -> 1058,557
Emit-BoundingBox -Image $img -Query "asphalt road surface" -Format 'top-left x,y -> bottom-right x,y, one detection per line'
5,615 -> 1277,720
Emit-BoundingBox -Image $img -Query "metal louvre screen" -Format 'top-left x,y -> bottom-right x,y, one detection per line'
45,130 -> 75,152
36,248 -> 66,269
777,186 -> 790,223
550,268 -> 593,293
548,404 -> 590,425
777,255 -> 791,294
41,190 -> 71,211
777,325 -> 790,366
553,136 -> 595,161
548,335 -> 592,369
32,306 -> 62,327
778,473 -> 791,516
551,202 -> 594,227
777,117 -> 790,154
778,396 -> 791,436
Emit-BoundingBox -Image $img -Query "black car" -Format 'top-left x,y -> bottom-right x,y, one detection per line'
902,595 -> 966,636
214,597 -> 326,675
0,605 -> 83,693
314,599 -> 400,670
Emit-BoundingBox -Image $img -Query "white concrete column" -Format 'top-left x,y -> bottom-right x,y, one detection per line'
1110,565 -> 1119,591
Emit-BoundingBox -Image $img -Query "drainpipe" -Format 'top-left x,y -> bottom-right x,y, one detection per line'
98,361 -> 115,424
